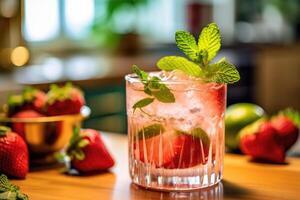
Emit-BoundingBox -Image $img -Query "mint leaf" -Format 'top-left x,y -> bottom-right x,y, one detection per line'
151,84 -> 175,103
137,124 -> 165,139
176,127 -> 210,145
17,192 -> 29,200
157,56 -> 203,77
0,191 -> 17,199
0,174 -> 28,200
132,65 -> 148,81
198,23 -> 221,63
133,98 -> 154,111
191,127 -> 210,145
205,60 -> 240,84
175,31 -> 199,62
147,76 -> 161,90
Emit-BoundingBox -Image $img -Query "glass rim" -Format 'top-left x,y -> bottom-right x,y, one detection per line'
125,72 -> 226,85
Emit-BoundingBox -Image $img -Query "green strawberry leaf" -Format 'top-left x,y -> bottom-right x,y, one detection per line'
47,82 -> 82,105
78,139 -> 89,148
22,86 -> 37,102
54,152 -> 66,163
69,127 -> 81,147
198,23 -> 221,63
66,127 -> 88,161
0,126 -> 11,137
205,60 -> 240,84
157,56 -> 203,77
133,98 -> 154,112
73,149 -> 85,161
137,124 -> 165,140
238,118 -> 267,140
7,95 -> 24,108
175,31 -> 199,62
280,108 -> 300,127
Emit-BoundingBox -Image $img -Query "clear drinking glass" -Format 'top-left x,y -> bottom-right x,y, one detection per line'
126,72 -> 226,191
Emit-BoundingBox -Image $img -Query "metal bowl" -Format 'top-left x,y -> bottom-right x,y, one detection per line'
0,106 -> 91,165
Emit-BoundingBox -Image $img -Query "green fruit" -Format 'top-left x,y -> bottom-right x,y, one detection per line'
225,103 -> 265,151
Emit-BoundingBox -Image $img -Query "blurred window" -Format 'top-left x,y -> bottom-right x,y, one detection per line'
24,0 -> 95,42
24,0 -> 60,42
64,0 -> 94,39
23,0 -> 179,45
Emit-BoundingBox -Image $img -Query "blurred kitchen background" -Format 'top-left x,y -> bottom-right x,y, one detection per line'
0,0 -> 300,133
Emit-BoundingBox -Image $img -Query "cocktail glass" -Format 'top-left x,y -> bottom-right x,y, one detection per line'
126,72 -> 226,191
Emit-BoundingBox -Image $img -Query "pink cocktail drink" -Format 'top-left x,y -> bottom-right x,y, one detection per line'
126,72 -> 226,191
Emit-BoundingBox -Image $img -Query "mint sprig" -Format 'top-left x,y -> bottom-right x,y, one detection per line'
132,65 -> 175,112
157,23 -> 240,84
0,174 -> 28,200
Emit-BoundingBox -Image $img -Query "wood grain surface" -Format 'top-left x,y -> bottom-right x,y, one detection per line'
11,133 -> 300,200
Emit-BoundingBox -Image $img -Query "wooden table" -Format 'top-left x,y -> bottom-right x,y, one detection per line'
12,133 -> 300,200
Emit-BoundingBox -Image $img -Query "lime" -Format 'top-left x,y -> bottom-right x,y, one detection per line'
225,103 -> 265,151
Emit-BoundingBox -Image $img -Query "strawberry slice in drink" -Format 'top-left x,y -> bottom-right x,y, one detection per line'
201,83 -> 226,118
164,128 -> 210,169
135,124 -> 210,169
136,134 -> 175,167
134,124 -> 174,167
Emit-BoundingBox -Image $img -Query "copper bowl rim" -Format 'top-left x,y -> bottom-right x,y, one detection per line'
0,106 -> 91,123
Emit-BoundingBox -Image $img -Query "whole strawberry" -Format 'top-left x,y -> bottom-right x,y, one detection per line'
65,128 -> 114,173
7,87 -> 46,116
271,111 -> 299,151
239,119 -> 285,163
46,83 -> 85,116
0,126 -> 29,179
22,86 -> 47,114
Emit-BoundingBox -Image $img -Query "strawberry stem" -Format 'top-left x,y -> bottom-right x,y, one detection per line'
0,126 -> 11,137
66,127 -> 89,161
